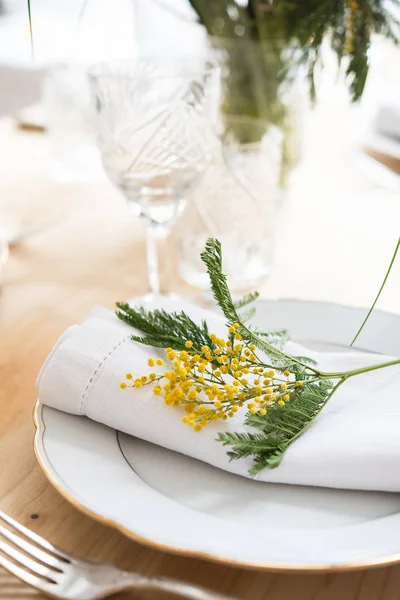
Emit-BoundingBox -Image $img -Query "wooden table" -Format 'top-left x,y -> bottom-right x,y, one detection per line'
1,98 -> 400,600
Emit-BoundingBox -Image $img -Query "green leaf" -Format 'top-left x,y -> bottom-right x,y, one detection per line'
219,378 -> 338,474
255,328 -> 290,346
116,302 -> 214,351
234,291 -> 260,310
200,239 -> 319,373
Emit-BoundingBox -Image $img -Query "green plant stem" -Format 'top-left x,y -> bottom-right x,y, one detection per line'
319,358 -> 400,381
27,0 -> 34,60
351,237 -> 400,347
270,357 -> 400,468
239,322 -> 321,375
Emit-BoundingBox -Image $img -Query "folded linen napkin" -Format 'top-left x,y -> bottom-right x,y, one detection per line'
37,297 -> 400,492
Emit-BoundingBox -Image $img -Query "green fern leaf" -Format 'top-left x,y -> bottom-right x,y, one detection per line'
219,378 -> 338,474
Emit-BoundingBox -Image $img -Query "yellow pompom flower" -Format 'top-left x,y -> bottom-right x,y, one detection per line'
121,319 -> 311,437
120,382 -> 127,389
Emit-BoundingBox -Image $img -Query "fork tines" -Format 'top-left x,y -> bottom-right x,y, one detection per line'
0,510 -> 69,594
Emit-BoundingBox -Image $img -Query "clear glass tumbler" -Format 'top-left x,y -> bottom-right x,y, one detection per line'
88,58 -> 220,296
177,116 -> 283,292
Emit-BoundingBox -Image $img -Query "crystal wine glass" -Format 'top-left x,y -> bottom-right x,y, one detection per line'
88,58 -> 220,296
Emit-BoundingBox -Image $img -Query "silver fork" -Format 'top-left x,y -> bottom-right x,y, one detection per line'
0,511 -> 236,600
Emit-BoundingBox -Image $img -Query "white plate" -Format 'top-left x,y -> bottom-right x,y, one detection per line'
34,300 -> 400,571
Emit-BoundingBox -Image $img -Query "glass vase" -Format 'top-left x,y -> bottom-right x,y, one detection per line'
209,36 -> 306,184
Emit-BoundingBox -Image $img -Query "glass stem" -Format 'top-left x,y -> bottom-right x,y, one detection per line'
146,224 -> 169,296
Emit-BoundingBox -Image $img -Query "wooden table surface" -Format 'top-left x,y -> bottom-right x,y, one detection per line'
1,92 -> 400,600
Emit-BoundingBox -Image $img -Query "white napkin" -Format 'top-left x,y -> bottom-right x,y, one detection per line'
37,297 -> 400,492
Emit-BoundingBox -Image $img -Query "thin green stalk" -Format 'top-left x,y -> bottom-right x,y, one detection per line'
27,0 -> 34,60
351,237 -> 400,347
320,357 -> 400,381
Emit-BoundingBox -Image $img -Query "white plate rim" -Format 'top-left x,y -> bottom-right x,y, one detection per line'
33,298 -> 400,572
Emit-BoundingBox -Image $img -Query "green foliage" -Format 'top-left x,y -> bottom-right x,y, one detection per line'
234,291 -> 260,311
219,378 -> 336,474
200,239 -> 317,373
117,238 -> 331,475
116,303 -> 214,352
253,328 -> 289,346
188,0 -> 400,104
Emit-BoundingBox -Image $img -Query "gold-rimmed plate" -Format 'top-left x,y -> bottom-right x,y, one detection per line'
34,299 -> 400,571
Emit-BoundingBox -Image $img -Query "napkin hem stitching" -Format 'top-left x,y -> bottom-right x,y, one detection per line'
80,336 -> 130,414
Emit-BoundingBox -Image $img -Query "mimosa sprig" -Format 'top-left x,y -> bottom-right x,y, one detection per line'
117,238 -> 400,475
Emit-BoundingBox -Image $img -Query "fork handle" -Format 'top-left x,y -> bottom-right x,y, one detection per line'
122,574 -> 237,600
